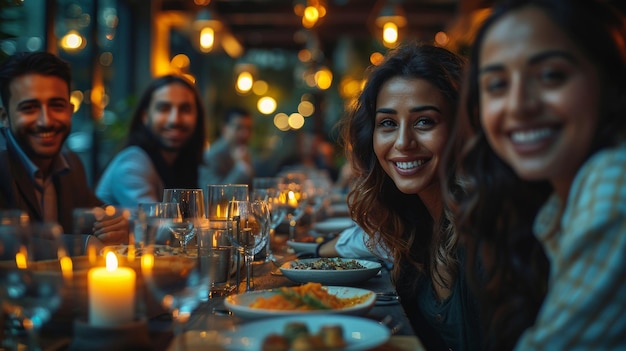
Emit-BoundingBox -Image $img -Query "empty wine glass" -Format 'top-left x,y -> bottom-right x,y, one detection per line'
251,187 -> 285,262
0,222 -> 72,351
163,189 -> 205,255
140,216 -> 210,351
226,200 -> 269,291
137,202 -> 182,248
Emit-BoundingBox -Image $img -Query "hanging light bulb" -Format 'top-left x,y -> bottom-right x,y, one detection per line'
193,8 -> 222,53
375,1 -> 407,48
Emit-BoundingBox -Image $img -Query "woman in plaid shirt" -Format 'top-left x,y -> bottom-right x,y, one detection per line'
443,0 -> 626,349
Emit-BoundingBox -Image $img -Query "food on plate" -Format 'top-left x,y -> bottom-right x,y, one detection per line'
289,258 -> 367,270
261,321 -> 346,351
248,282 -> 371,311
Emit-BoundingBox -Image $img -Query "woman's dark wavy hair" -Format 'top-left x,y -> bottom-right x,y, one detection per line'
125,74 -> 206,189
338,42 -> 466,286
442,0 -> 626,349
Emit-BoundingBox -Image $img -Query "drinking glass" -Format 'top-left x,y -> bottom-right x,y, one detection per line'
0,222 -> 72,351
0,210 -> 29,351
137,202 -> 182,247
140,216 -> 210,351
226,200 -> 269,291
206,184 -> 249,221
163,189 -> 205,255
251,187 -> 285,262
277,172 -> 309,241
0,209 -> 29,225
206,184 -> 248,287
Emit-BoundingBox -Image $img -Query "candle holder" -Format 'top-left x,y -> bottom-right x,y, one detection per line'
69,318 -> 151,351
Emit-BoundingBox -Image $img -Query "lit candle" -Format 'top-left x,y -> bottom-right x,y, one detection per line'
288,191 -> 298,207
88,252 -> 136,327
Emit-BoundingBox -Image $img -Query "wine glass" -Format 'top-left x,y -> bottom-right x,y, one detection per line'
226,200 -> 269,291
251,187 -> 286,262
137,202 -> 182,248
0,222 -> 72,351
163,189 -> 205,255
277,172 -> 309,241
140,216 -> 210,351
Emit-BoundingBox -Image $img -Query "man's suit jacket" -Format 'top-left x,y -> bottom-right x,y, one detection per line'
0,147 -> 103,234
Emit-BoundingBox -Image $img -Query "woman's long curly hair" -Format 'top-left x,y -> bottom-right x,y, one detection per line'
339,43 -> 466,288
441,0 -> 626,349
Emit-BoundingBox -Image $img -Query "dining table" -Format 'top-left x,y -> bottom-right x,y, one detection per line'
163,253 -> 426,351
27,216 -> 426,351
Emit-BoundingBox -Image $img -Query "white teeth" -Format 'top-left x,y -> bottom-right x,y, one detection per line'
511,128 -> 554,143
37,132 -> 55,138
395,160 -> 425,169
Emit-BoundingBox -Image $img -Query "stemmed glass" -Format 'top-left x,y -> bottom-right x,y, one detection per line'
278,172 -> 309,241
251,187 -> 286,262
226,200 -> 269,291
137,202 -> 182,247
0,210 -> 30,351
140,212 -> 210,351
0,222 -> 72,351
163,189 -> 205,255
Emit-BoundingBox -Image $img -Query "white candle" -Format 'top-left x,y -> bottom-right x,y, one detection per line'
88,252 -> 136,327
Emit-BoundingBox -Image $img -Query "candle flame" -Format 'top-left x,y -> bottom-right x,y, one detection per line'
288,191 -> 298,207
60,256 -> 73,280
105,251 -> 118,271
15,248 -> 27,269
141,253 -> 154,276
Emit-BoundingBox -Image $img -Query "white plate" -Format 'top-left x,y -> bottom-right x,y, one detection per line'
286,240 -> 318,254
280,258 -> 382,285
221,315 -> 390,351
224,286 -> 376,320
313,217 -> 355,234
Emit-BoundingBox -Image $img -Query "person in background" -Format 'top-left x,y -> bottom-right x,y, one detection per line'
443,0 -> 626,349
0,51 -> 126,245
339,42 -> 482,350
200,106 -> 254,187
96,75 -> 206,207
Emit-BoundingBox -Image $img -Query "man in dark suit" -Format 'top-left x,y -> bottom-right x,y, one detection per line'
0,51 -> 126,246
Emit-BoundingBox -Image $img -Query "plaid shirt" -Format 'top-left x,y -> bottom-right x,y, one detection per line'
515,142 -> 626,350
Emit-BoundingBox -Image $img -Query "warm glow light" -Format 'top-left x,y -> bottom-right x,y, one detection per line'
60,256 -> 73,280
70,90 -> 83,113
288,113 -> 305,129
200,27 -> 215,52
15,250 -> 27,269
171,54 -> 190,69
383,22 -> 398,45
222,32 -> 244,58
236,71 -> 254,93
315,67 -> 333,90
60,30 -> 85,51
297,100 -> 314,117
298,49 -> 312,62
303,6 -> 319,23
105,251 -> 118,271
370,52 -> 385,66
435,31 -> 450,46
257,96 -> 277,115
252,80 -> 268,95
287,191 -> 298,207
141,253 -> 154,276
274,113 -> 290,131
